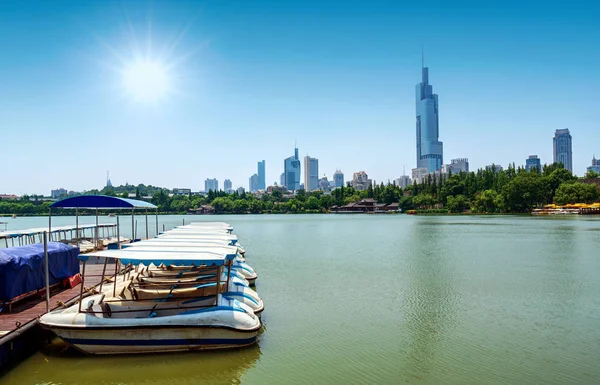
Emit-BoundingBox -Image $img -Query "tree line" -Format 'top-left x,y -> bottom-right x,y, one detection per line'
1,164 -> 599,216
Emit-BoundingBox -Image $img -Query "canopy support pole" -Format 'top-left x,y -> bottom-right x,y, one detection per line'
155,209 -> 158,237
43,231 -> 50,313
75,208 -> 79,249
215,265 -> 220,306
95,208 -> 99,249
116,215 -> 121,249
48,208 -> 52,242
78,261 -> 86,313
145,209 -> 149,240
98,256 -> 108,293
131,208 -> 135,242
226,259 -> 232,289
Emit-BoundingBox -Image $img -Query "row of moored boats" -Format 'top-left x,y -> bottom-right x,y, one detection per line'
40,222 -> 263,354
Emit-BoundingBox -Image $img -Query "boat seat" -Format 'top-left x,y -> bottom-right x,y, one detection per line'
102,303 -> 112,318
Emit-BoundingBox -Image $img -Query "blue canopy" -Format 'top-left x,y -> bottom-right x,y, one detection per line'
50,195 -> 157,209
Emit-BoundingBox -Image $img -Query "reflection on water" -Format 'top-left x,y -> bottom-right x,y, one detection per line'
8,338 -> 262,385
401,220 -> 458,382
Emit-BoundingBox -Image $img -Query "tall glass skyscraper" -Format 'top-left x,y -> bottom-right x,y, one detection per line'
303,156 -> 319,191
553,129 -> 573,173
415,65 -> 443,172
284,146 -> 301,191
257,160 -> 266,190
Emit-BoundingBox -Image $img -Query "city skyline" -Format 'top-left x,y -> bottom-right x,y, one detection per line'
1,1 -> 599,195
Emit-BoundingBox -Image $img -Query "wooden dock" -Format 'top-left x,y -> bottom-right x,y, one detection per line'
0,261 -> 111,371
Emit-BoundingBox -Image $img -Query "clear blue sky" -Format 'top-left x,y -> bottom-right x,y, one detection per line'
1,0 -> 599,195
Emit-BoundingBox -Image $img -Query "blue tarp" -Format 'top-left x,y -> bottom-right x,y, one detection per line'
0,242 -> 80,302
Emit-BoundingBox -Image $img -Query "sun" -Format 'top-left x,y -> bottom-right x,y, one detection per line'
122,59 -> 170,103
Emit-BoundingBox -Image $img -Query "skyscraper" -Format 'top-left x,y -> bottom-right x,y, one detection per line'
553,129 -> 573,173
415,61 -> 443,172
303,155 -> 319,191
249,174 -> 259,192
283,146 -> 301,191
333,170 -> 344,188
204,178 -> 218,192
587,156 -> 600,174
224,179 -> 232,191
525,155 -> 541,172
257,160 -> 266,190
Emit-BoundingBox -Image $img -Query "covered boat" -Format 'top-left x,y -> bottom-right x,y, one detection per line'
39,247 -> 261,354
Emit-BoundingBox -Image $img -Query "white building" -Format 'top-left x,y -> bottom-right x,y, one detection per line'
395,176 -> 412,189
51,188 -> 68,199
351,171 -> 372,191
204,178 -> 218,192
443,158 -> 469,174
411,167 -> 429,184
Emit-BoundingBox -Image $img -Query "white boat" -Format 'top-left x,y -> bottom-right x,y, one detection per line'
41,295 -> 260,354
40,247 -> 261,355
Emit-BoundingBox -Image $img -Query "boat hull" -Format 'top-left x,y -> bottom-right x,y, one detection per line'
46,325 -> 258,354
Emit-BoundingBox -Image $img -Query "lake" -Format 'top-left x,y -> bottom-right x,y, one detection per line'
1,214 -> 599,384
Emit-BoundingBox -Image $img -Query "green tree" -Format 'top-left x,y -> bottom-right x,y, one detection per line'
446,195 -> 469,213
554,182 -> 600,205
584,170 -> 600,179
502,173 -> 547,212
306,196 -> 320,210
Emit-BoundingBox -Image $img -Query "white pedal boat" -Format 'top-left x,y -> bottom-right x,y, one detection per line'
40,295 -> 260,354
40,247 -> 262,354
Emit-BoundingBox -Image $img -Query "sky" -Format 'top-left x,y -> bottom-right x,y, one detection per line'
1,0 -> 599,195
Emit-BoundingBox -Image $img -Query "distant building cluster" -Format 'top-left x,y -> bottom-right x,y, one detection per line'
588,156 -> 600,174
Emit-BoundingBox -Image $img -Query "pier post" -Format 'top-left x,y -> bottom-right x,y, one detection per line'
43,231 -> 50,313
145,209 -> 149,239
155,209 -> 158,237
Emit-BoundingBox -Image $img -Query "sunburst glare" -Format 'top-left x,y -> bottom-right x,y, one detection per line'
122,59 -> 170,103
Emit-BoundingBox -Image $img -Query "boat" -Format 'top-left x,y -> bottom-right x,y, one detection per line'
11,214 -> 16,219
40,247 -> 261,355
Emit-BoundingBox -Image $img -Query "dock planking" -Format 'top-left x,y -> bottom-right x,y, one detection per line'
0,262 -> 110,335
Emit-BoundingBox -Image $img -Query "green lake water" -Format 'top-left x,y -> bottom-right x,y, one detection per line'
1,214 -> 599,384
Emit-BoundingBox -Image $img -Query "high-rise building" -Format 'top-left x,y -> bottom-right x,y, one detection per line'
333,170 -> 344,188
395,176 -> 412,189
416,62 -> 443,172
249,174 -> 260,192
257,160 -> 266,190
204,178 -> 218,192
351,171 -> 372,191
525,155 -> 541,172
587,156 -> 600,174
51,188 -> 68,199
553,129 -> 573,173
485,164 -> 503,173
224,179 -> 232,191
303,155 -> 319,191
411,167 -> 428,184
318,175 -> 329,190
283,146 -> 301,191
448,158 -> 469,174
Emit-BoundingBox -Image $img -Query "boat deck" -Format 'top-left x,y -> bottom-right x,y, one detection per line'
0,262 -> 110,336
